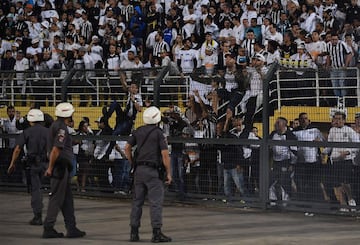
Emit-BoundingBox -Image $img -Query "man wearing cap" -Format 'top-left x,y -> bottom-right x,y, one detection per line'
8,109 -> 48,226
43,102 -> 86,238
26,38 -> 42,59
125,106 -> 172,243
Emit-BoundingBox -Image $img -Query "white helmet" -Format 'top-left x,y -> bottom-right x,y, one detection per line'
143,106 -> 161,124
55,102 -> 75,118
27,109 -> 44,122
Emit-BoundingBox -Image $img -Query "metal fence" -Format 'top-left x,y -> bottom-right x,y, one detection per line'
1,66 -> 360,216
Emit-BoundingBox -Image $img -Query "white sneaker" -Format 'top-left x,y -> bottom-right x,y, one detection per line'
348,199 -> 356,206
348,199 -> 357,212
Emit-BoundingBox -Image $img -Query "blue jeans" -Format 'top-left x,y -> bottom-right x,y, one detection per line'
171,151 -> 185,196
224,168 -> 244,199
113,159 -> 131,191
330,69 -> 347,97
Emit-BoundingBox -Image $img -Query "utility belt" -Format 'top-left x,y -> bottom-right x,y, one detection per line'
136,161 -> 159,169
26,155 -> 47,165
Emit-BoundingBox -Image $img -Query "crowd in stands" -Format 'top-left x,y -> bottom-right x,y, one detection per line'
0,0 -> 360,109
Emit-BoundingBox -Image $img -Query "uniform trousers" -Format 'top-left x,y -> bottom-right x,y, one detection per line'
43,159 -> 76,230
30,162 -> 46,214
130,165 -> 163,229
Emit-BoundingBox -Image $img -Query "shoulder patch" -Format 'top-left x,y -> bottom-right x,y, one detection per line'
58,129 -> 66,143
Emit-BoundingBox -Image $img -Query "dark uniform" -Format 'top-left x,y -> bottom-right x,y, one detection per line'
43,118 -> 85,238
127,124 -> 171,242
16,123 -> 48,224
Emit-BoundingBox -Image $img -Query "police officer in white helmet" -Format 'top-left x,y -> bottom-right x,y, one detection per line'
125,106 -> 172,243
8,109 -> 48,226
42,102 -> 86,238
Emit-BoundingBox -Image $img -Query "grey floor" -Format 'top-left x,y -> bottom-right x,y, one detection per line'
1,192 -> 360,245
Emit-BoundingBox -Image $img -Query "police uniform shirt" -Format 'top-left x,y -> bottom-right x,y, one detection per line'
293,126 -> 324,163
128,125 -> 168,164
49,119 -> 74,162
16,123 -> 48,159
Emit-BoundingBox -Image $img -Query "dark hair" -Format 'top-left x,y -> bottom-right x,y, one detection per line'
333,111 -> 346,119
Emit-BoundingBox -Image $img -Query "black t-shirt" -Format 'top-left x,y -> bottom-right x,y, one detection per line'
128,125 -> 168,164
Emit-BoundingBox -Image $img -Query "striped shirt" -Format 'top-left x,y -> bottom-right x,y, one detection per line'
241,38 -> 256,58
270,9 -> 281,25
153,40 -> 170,57
120,4 -> 134,24
327,41 -> 351,68
80,21 -> 93,44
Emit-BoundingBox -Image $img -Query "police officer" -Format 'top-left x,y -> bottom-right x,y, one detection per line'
42,102 -> 86,238
125,106 -> 172,243
7,109 -> 48,225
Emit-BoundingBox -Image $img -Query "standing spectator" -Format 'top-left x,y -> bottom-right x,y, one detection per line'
322,111 -> 359,210
1,50 -> 15,100
163,17 -> 178,47
0,105 -> 22,183
266,40 -> 281,65
323,9 -> 340,34
241,29 -> 257,59
110,139 -> 130,195
153,32 -> 170,63
105,44 -> 120,101
219,19 -> 233,43
177,38 -> 198,74
292,112 -> 325,200
77,120 -> 93,193
182,4 -> 197,39
182,127 -> 201,194
306,31 -> 328,67
239,54 -> 269,129
129,6 -> 146,48
14,50 -> 29,106
269,117 -> 298,204
267,23 -> 283,45
280,32 -> 297,58
93,116 -> 113,188
326,32 -> 352,98
79,11 -> 93,44
221,114 -> 252,201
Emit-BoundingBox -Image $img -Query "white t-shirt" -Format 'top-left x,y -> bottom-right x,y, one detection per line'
179,48 -> 198,73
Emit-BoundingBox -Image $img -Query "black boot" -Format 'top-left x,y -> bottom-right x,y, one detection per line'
66,227 -> 86,238
130,226 -> 139,242
151,228 -> 172,243
42,227 -> 64,238
29,213 -> 42,225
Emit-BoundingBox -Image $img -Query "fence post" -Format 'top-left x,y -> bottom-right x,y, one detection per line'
276,70 -> 281,112
357,68 -> 360,107
315,70 -> 320,107
259,63 -> 278,209
153,66 -> 170,107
